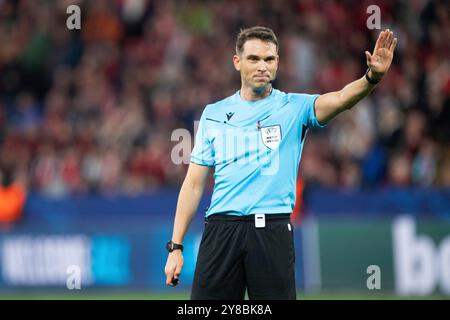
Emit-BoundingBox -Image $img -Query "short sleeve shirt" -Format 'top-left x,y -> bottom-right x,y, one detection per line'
191,89 -> 324,217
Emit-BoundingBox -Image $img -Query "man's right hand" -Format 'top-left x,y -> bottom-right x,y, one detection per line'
165,250 -> 184,286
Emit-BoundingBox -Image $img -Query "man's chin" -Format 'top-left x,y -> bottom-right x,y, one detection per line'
251,82 -> 270,92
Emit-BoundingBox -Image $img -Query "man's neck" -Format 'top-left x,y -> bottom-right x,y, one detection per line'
239,84 -> 273,102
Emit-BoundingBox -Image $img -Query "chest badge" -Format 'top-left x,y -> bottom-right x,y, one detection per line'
260,124 -> 282,150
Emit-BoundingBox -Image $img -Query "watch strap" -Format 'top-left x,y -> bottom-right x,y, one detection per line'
166,240 -> 183,252
365,68 -> 381,85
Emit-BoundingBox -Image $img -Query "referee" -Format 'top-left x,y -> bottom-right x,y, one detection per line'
165,26 -> 396,299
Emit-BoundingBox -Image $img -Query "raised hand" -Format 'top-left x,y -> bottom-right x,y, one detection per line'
365,29 -> 397,80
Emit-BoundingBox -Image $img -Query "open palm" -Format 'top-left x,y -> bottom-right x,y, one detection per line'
365,29 -> 397,77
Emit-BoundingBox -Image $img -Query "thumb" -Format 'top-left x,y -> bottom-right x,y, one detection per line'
174,262 -> 183,278
365,51 -> 372,63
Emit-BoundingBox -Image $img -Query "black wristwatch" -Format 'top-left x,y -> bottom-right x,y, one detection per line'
166,240 -> 184,253
365,68 -> 381,85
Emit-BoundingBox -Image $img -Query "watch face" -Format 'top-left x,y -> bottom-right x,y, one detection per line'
166,241 -> 182,252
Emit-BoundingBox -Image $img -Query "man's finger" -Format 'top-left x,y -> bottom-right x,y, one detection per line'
373,31 -> 384,52
166,269 -> 175,286
386,31 -> 394,48
381,30 -> 389,48
365,51 -> 372,63
383,31 -> 390,48
389,37 -> 397,52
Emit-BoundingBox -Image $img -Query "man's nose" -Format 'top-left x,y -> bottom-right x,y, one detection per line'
257,61 -> 268,72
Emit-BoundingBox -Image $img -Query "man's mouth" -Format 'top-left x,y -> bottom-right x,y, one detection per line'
254,75 -> 269,80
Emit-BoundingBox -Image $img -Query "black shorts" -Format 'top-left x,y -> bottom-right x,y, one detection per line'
191,214 -> 296,300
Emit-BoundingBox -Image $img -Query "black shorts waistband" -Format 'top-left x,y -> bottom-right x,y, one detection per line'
206,213 -> 291,222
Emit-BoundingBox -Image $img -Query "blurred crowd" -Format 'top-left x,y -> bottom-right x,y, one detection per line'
0,0 -> 449,197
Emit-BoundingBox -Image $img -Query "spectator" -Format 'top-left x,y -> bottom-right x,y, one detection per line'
0,168 -> 27,226
0,0 -> 448,194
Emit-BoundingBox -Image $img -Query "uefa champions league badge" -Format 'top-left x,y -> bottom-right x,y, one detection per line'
260,125 -> 281,150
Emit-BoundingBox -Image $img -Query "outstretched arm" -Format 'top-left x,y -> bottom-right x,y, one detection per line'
314,29 -> 397,125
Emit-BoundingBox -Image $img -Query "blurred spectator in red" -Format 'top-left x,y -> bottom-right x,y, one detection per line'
83,0 -> 124,45
0,0 -> 448,195
0,168 -> 27,226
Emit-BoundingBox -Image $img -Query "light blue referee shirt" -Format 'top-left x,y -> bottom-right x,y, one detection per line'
191,88 -> 325,217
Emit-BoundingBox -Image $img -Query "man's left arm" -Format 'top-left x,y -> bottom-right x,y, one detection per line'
314,29 -> 397,125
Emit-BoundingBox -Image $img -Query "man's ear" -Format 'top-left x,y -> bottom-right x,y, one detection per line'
233,54 -> 240,71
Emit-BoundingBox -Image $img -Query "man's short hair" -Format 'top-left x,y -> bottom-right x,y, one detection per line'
235,26 -> 279,55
